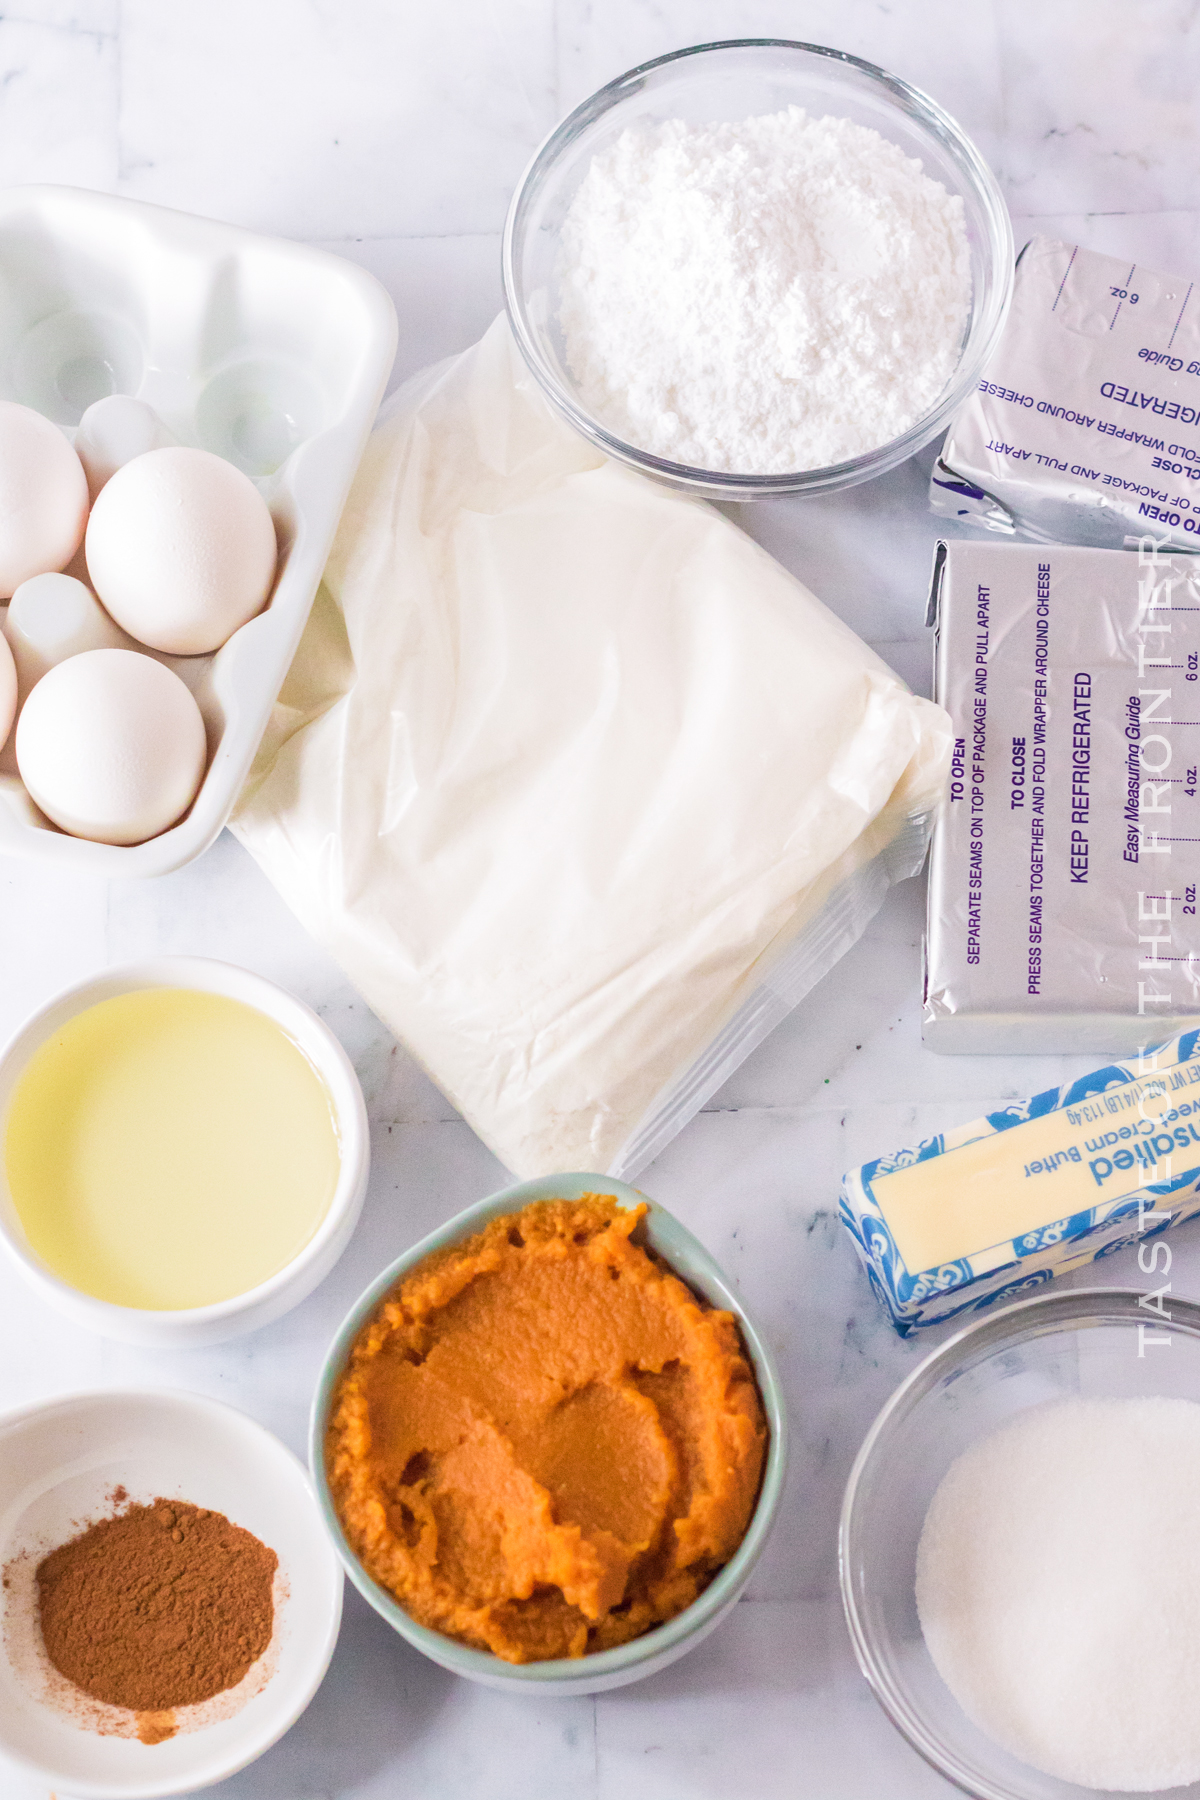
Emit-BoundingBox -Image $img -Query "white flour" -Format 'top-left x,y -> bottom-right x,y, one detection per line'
559,108 -> 971,474
917,1397 -> 1200,1791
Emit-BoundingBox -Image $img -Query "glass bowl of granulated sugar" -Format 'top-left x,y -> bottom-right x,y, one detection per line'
840,1287 -> 1200,1800
503,39 -> 1012,500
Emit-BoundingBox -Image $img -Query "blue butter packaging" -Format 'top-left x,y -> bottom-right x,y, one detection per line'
840,1030 -> 1200,1333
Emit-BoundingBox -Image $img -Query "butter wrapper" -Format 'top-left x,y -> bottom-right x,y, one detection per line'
931,235 -> 1200,551
925,536 -> 1200,1054
840,1031 -> 1200,1334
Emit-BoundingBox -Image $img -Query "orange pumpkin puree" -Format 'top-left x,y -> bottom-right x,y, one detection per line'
326,1196 -> 767,1663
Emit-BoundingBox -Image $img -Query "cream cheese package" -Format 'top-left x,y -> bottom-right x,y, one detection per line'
841,1030 -> 1200,1334
232,317 -> 951,1180
930,235 -> 1200,550
925,537 -> 1200,1053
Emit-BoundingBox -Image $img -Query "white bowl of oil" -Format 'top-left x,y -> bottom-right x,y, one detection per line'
0,956 -> 369,1345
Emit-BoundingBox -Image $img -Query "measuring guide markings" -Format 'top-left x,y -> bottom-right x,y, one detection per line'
932,236 -> 1200,549
924,539 -> 1200,1053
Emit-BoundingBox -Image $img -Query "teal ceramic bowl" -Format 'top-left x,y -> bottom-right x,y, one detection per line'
310,1171 -> 787,1695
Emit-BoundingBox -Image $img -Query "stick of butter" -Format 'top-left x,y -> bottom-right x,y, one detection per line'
840,1030 -> 1200,1333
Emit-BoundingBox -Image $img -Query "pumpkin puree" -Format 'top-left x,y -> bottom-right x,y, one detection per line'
326,1196 -> 767,1663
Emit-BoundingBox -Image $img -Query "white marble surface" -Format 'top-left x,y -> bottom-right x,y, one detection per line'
0,3 -> 1197,1796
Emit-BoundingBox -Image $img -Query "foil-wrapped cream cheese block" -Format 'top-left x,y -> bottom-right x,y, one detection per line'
840,1031 -> 1200,1334
930,235 -> 1200,550
925,537 -> 1200,1053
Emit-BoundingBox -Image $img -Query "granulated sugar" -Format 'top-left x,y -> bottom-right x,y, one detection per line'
558,108 -> 970,474
916,1397 -> 1200,1791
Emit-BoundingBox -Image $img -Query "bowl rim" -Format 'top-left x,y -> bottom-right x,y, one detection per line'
0,955 -> 370,1330
308,1169 -> 789,1686
502,36 -> 1014,498
838,1285 -> 1200,1800
0,1383 -> 344,1799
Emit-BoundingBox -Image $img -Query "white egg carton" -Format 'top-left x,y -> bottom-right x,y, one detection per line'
0,185 -> 397,876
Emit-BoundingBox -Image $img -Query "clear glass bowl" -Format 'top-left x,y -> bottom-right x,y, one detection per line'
502,39 -> 1013,501
839,1288 -> 1200,1800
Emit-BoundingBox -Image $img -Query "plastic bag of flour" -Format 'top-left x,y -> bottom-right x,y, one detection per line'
232,318 -> 952,1178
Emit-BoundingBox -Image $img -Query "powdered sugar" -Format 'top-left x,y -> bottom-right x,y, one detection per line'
558,108 -> 971,474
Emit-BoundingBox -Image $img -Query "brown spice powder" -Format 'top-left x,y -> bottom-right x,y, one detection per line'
36,1498 -> 277,1716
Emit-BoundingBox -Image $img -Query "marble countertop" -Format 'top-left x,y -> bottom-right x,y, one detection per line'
2,3 -> 1197,1796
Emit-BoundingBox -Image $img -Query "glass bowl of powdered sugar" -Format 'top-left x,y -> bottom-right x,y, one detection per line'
840,1287 -> 1200,1800
503,39 -> 1012,500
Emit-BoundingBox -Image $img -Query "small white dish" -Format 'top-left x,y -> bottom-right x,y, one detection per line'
0,1387 -> 343,1799
0,956 -> 370,1346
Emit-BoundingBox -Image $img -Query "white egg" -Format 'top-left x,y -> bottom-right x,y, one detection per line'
0,401 -> 90,598
74,394 -> 175,501
5,571 -> 136,694
85,445 -> 278,655
16,648 -> 208,845
0,629 -> 15,752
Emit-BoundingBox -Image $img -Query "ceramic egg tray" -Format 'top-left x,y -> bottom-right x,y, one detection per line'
0,185 -> 397,876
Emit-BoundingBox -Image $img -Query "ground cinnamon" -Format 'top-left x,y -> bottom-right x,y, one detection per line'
36,1498 -> 277,1718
